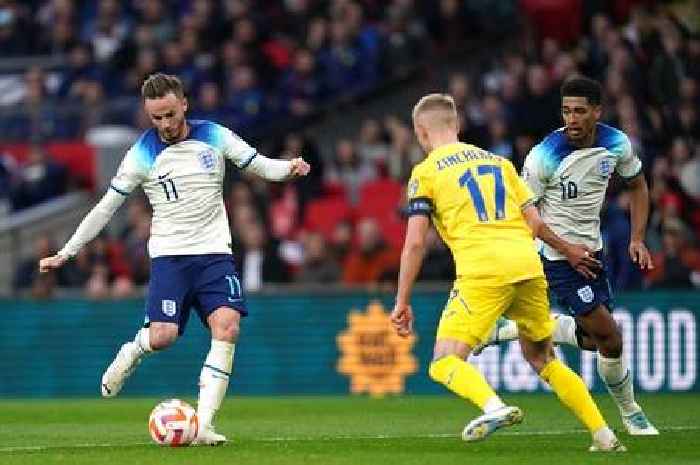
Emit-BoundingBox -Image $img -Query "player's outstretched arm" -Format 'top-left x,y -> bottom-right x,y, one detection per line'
627,174 -> 654,270
244,155 -> 310,181
522,205 -> 602,279
392,215 -> 430,337
38,189 -> 127,273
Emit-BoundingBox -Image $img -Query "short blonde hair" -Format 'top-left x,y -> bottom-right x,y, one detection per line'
412,93 -> 458,126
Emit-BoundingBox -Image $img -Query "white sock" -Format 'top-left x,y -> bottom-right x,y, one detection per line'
134,327 -> 154,355
485,319 -> 518,344
496,319 -> 518,342
483,396 -> 506,414
197,339 -> 235,429
551,315 -> 580,348
597,353 -> 640,416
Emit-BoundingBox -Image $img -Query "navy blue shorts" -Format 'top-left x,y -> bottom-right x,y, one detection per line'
145,254 -> 247,335
541,252 -> 613,316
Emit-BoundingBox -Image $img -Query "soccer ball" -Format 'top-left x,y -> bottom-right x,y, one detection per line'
148,399 -> 199,447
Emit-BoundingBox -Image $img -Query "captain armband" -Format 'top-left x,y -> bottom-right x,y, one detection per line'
407,197 -> 434,217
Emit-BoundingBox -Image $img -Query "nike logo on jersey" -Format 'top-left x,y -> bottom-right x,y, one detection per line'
157,171 -> 173,180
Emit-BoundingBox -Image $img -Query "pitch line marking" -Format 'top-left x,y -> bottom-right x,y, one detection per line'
0,426 -> 697,453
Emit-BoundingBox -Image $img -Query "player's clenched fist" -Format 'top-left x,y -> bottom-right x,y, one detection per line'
39,254 -> 68,273
289,157 -> 310,177
391,303 -> 414,337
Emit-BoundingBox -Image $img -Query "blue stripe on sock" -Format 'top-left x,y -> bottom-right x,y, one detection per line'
204,364 -> 230,377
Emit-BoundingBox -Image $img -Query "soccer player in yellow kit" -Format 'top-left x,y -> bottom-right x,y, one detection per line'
390,94 -> 625,451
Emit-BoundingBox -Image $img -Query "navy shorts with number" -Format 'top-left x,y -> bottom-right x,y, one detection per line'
541,251 -> 613,316
145,254 -> 247,335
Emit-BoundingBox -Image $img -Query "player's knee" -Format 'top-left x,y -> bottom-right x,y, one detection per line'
597,331 -> 622,357
150,326 -> 178,350
521,340 -> 555,373
213,321 -> 239,342
211,316 -> 240,342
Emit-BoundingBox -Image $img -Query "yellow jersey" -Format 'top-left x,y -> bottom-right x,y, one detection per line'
407,142 -> 544,285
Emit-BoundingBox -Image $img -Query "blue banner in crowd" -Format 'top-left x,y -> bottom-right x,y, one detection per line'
0,291 -> 696,397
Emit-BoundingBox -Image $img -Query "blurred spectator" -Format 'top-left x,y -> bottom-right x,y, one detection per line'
357,118 -> 389,167
487,118 -> 514,159
325,138 -> 377,204
318,19 -> 372,95
417,228 -> 454,282
36,16 -> 79,55
234,220 -> 290,292
0,1 -> 35,56
296,231 -> 341,284
135,0 -> 175,43
329,219 -> 353,264
342,217 -> 400,284
13,234 -> 55,293
602,192 -> 642,291
189,81 -> 228,123
225,65 -> 268,131
82,234 -> 134,299
385,116 -> 423,182
279,48 -> 324,118
57,43 -> 102,99
82,0 -> 130,64
10,145 -> 67,211
645,218 -> 700,289
123,213 -> 151,286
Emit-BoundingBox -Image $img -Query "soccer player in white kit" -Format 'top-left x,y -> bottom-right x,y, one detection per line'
476,76 -> 658,436
39,73 -> 310,445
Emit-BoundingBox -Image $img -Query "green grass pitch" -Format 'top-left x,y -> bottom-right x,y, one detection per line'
0,394 -> 698,465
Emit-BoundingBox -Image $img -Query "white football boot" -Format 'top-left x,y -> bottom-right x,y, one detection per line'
589,431 -> 627,452
100,342 -> 142,397
462,406 -> 523,442
622,411 -> 659,436
191,424 -> 227,446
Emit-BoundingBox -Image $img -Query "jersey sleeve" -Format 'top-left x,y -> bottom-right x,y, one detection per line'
216,124 -> 258,169
521,146 -> 547,202
614,135 -> 642,179
110,147 -> 149,196
406,164 -> 434,217
504,159 -> 535,209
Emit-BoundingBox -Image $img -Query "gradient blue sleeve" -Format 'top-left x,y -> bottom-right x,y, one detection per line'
216,125 -> 257,169
110,146 -> 150,195
614,135 -> 642,179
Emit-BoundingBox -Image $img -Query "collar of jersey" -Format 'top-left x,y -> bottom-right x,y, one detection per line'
427,142 -> 471,160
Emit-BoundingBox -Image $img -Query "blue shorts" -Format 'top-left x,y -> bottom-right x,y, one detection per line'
145,254 -> 247,335
541,252 -> 613,316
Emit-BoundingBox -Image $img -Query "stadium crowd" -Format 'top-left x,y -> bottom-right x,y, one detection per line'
3,0 -> 700,297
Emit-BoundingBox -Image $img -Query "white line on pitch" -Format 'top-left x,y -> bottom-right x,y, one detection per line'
0,426 -> 697,453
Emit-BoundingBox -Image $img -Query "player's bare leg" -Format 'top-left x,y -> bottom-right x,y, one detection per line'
519,335 -> 625,452
576,305 -> 659,435
430,339 -> 523,442
101,322 -> 176,397
192,307 -> 240,446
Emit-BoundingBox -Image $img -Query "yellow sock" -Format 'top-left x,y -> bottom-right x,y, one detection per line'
540,359 -> 606,433
429,355 -> 500,411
